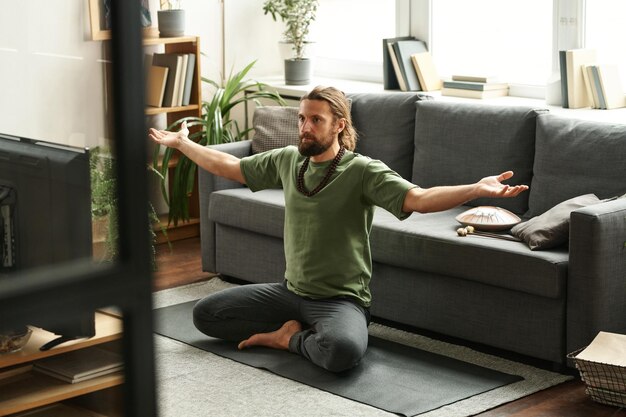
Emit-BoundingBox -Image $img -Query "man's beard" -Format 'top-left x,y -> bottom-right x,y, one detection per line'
298,133 -> 332,157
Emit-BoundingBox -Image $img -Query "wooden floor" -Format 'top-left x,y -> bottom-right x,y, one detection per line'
153,237 -> 625,417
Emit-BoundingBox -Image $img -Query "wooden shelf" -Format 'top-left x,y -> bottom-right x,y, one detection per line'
0,313 -> 123,416
143,35 -> 199,46
0,368 -> 123,416
145,103 -> 200,116
154,215 -> 200,244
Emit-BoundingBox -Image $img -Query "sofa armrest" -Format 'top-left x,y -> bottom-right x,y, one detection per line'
567,197 -> 626,355
198,140 -> 252,273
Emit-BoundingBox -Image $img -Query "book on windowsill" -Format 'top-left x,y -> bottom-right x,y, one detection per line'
441,87 -> 509,99
410,51 -> 442,91
596,64 -> 626,110
442,80 -> 509,91
33,346 -> 123,384
392,39 -> 428,91
451,74 -> 499,83
383,36 -> 415,90
565,48 -> 597,109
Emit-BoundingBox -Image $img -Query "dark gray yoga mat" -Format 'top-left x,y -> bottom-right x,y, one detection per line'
154,300 -> 522,417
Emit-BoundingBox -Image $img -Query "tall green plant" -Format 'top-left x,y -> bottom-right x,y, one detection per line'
153,60 -> 285,226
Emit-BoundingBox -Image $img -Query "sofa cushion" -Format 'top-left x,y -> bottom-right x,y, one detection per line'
370,207 -> 569,299
527,114 -> 626,217
411,101 -> 548,214
208,188 -> 285,238
511,193 -> 602,251
349,92 -> 429,181
251,106 -> 299,154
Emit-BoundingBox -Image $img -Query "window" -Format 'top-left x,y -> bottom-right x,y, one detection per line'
430,0 -> 553,86
584,0 -> 626,86
311,0 -> 401,81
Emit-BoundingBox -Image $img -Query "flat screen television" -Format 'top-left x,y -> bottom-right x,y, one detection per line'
0,133 -> 96,350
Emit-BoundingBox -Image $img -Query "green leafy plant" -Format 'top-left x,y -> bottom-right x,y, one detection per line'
153,60 -> 285,227
263,0 -> 319,60
160,0 -> 182,10
91,147 -> 168,267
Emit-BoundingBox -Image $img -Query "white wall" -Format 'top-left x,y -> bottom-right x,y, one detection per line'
0,1 -> 284,148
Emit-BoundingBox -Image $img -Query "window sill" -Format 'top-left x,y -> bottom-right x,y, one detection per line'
254,75 -> 626,125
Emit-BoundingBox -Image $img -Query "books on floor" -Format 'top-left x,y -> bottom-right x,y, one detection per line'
149,52 -> 196,108
33,346 -> 123,384
382,36 -> 430,91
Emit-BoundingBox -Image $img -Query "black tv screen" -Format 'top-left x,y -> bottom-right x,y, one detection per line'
0,133 -> 95,348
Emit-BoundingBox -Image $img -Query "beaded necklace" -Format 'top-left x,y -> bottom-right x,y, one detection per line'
296,146 -> 346,197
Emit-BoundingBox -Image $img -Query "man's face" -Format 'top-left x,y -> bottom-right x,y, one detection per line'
298,99 -> 338,157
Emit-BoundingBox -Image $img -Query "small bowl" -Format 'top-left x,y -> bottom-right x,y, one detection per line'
0,326 -> 33,354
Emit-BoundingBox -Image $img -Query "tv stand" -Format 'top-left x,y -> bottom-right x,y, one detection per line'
0,311 -> 123,416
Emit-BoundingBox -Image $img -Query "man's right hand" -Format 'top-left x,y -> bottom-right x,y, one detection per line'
148,121 -> 189,149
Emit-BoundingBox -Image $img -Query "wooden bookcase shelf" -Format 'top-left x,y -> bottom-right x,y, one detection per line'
0,312 -> 123,416
145,35 -> 203,240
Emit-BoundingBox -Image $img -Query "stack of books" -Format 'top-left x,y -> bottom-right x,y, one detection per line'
33,346 -> 123,384
383,36 -> 441,91
570,331 -> 626,407
441,75 -> 509,99
145,52 -> 196,108
559,49 -> 625,110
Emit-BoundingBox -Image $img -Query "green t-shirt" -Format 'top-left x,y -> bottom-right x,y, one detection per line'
240,146 -> 416,306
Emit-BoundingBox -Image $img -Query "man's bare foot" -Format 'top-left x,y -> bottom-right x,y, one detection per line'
238,320 -> 303,350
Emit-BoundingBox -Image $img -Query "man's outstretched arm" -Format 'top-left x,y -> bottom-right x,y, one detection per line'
148,121 -> 246,184
402,171 -> 528,214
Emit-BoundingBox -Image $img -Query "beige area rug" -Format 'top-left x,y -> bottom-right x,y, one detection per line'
152,277 -> 572,417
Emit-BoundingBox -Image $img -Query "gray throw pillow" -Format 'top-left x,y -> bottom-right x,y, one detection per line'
511,193 -> 602,251
251,106 -> 299,154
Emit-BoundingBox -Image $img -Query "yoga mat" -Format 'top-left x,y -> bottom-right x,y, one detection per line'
154,300 -> 522,417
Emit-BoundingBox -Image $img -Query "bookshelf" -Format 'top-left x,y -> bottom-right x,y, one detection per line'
144,35 -> 203,241
0,312 -> 123,416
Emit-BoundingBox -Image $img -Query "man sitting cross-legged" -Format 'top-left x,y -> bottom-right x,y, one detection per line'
148,86 -> 527,373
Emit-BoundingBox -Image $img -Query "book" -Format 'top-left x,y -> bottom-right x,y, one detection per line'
392,39 -> 428,91
589,65 -> 607,109
146,64 -> 169,107
410,51 -> 442,91
382,36 -> 414,90
441,87 -> 509,99
596,64 -> 626,110
152,53 -> 182,108
442,80 -> 509,91
581,64 -> 597,108
566,49 -> 597,109
386,41 -> 407,91
451,74 -> 499,83
559,50 -> 569,108
175,53 -> 189,107
182,53 -> 196,106
33,346 -> 123,384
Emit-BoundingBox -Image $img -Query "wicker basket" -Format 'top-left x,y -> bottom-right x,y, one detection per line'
568,347 -> 626,407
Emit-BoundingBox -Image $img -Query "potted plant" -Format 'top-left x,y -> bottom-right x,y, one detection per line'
153,60 -> 286,226
263,0 -> 319,85
91,147 -> 168,268
158,0 -> 185,37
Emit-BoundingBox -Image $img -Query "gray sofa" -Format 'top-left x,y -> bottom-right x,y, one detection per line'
198,93 -> 626,366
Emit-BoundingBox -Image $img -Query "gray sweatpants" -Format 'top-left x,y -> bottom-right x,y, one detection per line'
192,281 -> 370,372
